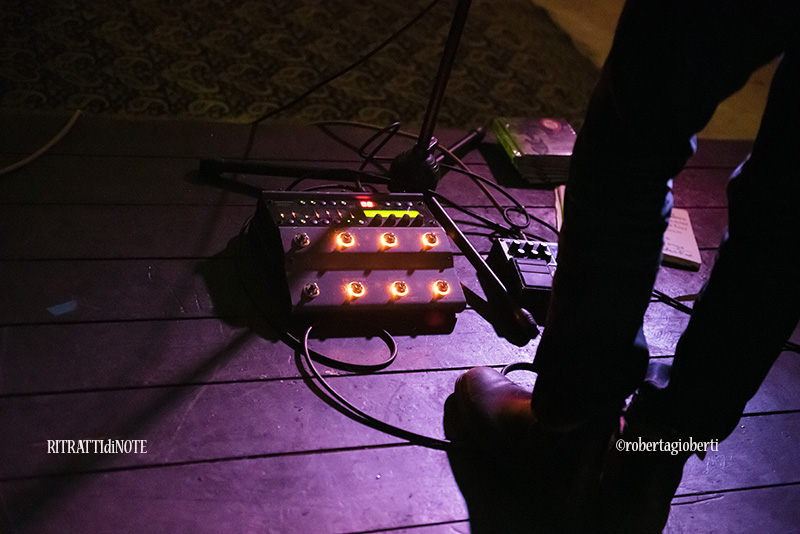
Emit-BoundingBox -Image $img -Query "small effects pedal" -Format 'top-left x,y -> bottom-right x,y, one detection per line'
487,238 -> 558,324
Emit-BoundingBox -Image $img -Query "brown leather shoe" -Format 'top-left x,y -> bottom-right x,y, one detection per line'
444,366 -> 536,449
444,366 -> 619,533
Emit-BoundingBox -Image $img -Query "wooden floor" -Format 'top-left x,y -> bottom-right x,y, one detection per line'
1,114 -> 798,533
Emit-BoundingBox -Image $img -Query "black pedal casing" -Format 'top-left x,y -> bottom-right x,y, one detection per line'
248,191 -> 466,333
487,238 -> 558,325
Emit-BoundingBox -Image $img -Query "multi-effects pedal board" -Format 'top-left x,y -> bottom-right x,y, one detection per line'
248,191 -> 466,332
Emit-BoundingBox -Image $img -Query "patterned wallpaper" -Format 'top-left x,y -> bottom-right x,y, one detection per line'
0,0 -> 599,128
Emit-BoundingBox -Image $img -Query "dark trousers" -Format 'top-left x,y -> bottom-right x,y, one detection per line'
531,0 -> 800,441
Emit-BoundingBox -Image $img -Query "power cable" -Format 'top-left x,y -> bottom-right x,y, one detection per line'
301,324 -> 453,451
0,110 -> 82,176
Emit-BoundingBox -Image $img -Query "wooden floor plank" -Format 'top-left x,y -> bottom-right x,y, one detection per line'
684,139 -> 753,170
0,259 -> 234,325
0,154 -> 555,209
0,205 -> 254,260
653,249 -> 716,297
0,113 -> 250,158
0,371 -> 453,478
0,204 -> 560,260
6,293 -> 774,398
368,523 -> 470,534
5,455 -> 798,534
0,113 -> 484,165
0,251 -> 715,388
671,168 -> 731,209
0,311 -> 537,395
0,202 -> 725,261
0,446 -> 468,534
667,484 -> 800,534
2,414 -> 799,532
0,256 -> 493,326
3,368 -> 799,486
0,249 -> 712,326
643,304 -> 693,357
677,412 -> 800,494
0,155 -> 258,206
680,207 -> 727,249
0,113 -> 748,166
0,153 -> 731,213
1,125 -> 735,216
744,349 -> 800,414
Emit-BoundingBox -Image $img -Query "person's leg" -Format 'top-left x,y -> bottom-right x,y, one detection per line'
531,0 -> 793,428
657,49 -> 800,443
445,1 -> 798,531
598,36 -> 800,534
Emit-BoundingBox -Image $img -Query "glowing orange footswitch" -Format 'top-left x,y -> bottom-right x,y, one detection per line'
346,281 -> 366,299
390,280 -> 409,298
336,231 -> 356,249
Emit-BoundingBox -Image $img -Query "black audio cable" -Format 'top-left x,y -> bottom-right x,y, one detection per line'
358,122 -> 403,172
438,162 -> 559,239
651,288 -> 800,355
310,119 -> 561,240
300,323 -> 453,451
235,218 -> 458,450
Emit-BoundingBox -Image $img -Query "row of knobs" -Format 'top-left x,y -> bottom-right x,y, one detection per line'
507,241 -> 552,261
